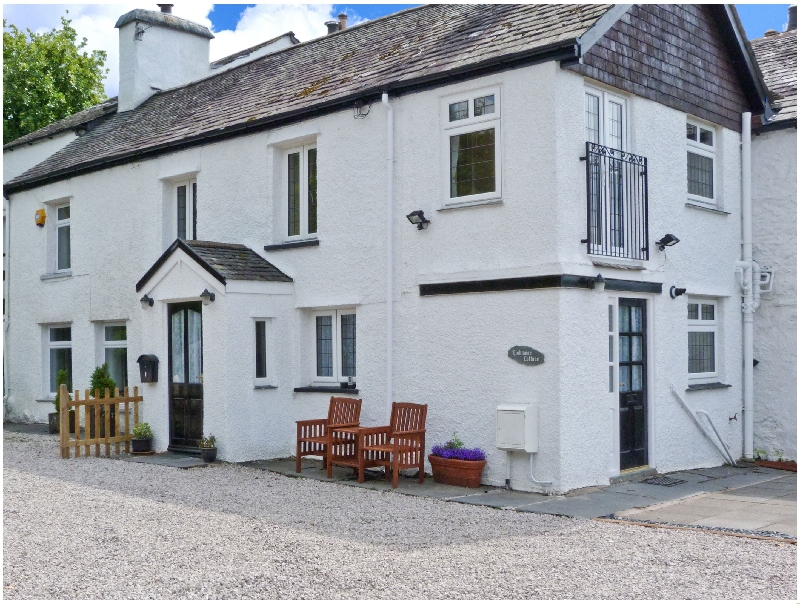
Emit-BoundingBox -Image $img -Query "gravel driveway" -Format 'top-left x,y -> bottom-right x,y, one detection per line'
4,431 -> 797,599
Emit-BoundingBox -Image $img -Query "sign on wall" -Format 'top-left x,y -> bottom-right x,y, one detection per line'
508,346 -> 545,366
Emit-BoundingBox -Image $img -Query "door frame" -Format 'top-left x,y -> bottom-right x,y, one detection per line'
167,300 -> 204,453
607,293 -> 655,477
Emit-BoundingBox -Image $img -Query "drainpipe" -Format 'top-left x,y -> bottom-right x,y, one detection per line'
382,92 -> 394,419
3,196 -> 10,410
740,112 -> 754,460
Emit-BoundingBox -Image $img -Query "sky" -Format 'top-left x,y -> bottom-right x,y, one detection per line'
1,3 -> 793,98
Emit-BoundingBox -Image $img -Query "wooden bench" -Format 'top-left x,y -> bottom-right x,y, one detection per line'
295,396 -> 362,474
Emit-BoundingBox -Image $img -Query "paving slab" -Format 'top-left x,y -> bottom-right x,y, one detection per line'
115,452 -> 208,469
449,489 -> 550,509
517,491 -> 660,519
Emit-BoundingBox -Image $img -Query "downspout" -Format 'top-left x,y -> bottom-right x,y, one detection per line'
740,112 -> 754,460
382,92 -> 394,419
3,196 -> 10,404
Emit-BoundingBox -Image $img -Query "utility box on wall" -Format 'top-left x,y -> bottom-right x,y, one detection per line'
496,404 -> 538,453
136,354 -> 159,383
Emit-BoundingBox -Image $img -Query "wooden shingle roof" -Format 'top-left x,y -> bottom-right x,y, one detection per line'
752,29 -> 797,128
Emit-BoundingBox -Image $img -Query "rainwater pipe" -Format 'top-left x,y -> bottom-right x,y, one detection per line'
382,92 -> 394,419
528,454 -> 553,492
740,111 -> 754,460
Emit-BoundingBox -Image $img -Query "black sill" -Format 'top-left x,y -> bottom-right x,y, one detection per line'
685,202 -> 731,215
294,386 -> 359,394
686,382 -> 732,391
264,239 -> 319,251
254,385 -> 278,390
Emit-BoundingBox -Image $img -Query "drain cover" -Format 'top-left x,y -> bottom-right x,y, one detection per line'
642,475 -> 687,487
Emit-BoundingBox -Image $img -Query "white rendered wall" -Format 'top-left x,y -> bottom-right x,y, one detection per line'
3,132 -> 76,183
752,126 -> 797,462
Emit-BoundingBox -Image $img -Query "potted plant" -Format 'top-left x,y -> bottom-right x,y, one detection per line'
48,369 -> 75,435
199,434 -> 217,462
88,364 -> 117,438
428,433 -> 487,488
131,422 -> 154,454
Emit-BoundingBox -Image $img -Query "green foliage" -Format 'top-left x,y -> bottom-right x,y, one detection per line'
753,448 -> 768,460
132,422 -> 153,439
53,368 -> 71,412
199,434 -> 216,449
3,14 -> 108,144
774,449 -> 784,461
445,432 -> 464,449
89,363 -> 116,398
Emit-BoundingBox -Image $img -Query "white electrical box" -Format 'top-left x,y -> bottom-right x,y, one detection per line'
496,404 -> 538,453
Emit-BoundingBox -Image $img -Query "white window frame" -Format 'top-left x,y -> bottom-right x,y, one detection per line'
46,324 -> 72,397
101,323 -> 128,391
686,118 -> 716,207
585,85 -> 628,151
688,298 -> 718,382
441,86 -> 502,207
253,318 -> 273,387
311,308 -> 356,384
174,180 -> 197,241
55,203 -> 71,273
283,144 -> 317,241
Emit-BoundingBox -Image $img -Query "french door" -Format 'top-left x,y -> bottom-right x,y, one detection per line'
168,302 -> 203,452
618,298 -> 647,470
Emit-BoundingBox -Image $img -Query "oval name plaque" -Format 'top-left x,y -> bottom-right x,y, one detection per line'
508,346 -> 545,366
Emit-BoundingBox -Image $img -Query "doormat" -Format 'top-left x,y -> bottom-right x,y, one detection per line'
641,475 -> 687,487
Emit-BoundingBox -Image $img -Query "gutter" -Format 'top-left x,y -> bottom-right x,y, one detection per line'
3,40 -> 579,197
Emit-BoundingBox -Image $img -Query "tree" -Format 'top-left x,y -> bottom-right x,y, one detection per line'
3,15 -> 108,144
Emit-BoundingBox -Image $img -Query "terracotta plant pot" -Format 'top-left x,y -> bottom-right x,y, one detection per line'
200,447 -> 217,463
428,454 -> 486,488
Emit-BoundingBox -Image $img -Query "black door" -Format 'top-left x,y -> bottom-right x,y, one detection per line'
168,302 -> 203,453
619,298 -> 647,470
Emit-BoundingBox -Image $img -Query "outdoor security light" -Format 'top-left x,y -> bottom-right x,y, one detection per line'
656,233 -> 680,251
670,286 -> 687,299
406,210 -> 430,230
200,289 -> 216,305
140,294 -> 154,310
592,274 -> 606,292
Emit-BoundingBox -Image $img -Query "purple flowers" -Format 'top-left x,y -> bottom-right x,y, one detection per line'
431,444 -> 486,461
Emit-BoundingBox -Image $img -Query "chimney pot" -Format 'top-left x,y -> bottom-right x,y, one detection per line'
157,4 -> 173,13
338,13 -> 348,31
325,20 -> 339,35
789,5 -> 797,31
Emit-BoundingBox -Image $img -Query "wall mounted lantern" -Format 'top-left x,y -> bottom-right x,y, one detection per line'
670,286 -> 687,299
352,99 -> 371,119
200,289 -> 216,305
592,274 -> 606,292
656,233 -> 680,251
140,294 -> 154,309
406,210 -> 430,230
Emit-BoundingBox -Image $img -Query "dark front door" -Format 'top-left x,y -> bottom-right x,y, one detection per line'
168,302 -> 203,452
619,298 -> 647,470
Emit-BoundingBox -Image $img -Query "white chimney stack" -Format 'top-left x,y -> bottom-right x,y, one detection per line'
115,8 -> 214,112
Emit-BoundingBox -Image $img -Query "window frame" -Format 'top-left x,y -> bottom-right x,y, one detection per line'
55,203 -> 71,273
441,86 -> 502,207
253,318 -> 273,387
585,85 -> 628,151
46,324 -> 72,397
311,308 -> 356,384
174,180 -> 197,241
283,144 -> 318,242
102,323 -> 128,391
686,118 -> 717,207
688,298 -> 718,382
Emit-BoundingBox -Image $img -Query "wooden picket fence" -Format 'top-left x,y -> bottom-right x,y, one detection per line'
58,383 -> 143,459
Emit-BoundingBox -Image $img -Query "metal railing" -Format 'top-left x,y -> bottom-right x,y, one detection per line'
582,142 -> 649,261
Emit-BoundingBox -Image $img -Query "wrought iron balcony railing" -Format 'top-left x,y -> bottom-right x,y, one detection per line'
582,142 -> 649,261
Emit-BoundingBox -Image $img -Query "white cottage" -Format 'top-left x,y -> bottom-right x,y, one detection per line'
3,4 -> 782,493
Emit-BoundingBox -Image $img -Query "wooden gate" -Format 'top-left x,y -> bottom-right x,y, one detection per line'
58,383 -> 144,458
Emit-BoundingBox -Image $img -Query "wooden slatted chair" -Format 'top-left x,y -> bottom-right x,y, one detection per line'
295,397 -> 362,473
357,402 -> 428,488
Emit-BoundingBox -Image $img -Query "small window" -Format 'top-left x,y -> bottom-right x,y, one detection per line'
688,299 -> 718,380
686,119 -> 715,205
255,320 -> 268,381
175,181 -> 197,240
47,325 -> 72,396
443,88 -> 501,205
103,324 -> 127,390
313,309 -> 356,383
56,204 -> 70,271
285,145 -> 317,239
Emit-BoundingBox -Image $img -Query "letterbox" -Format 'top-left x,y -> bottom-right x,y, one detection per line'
136,354 -> 159,383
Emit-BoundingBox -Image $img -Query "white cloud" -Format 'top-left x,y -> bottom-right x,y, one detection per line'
3,4 -> 363,98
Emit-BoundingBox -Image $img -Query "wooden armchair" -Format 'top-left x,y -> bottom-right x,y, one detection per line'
295,396 -> 362,473
357,402 -> 428,488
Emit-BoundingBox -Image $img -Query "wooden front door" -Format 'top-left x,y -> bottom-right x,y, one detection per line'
618,298 -> 647,470
168,302 -> 203,452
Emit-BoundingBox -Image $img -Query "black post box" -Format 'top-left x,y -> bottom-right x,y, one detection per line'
136,354 -> 159,383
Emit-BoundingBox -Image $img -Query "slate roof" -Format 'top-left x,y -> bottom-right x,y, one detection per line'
5,3 -> 611,193
3,97 -> 118,150
136,239 -> 292,292
751,29 -> 797,127
210,32 -> 300,68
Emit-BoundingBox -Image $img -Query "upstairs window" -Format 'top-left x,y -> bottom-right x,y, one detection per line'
175,181 -> 197,240
285,145 -> 317,239
443,88 -> 501,205
686,120 -> 715,206
56,204 -> 71,271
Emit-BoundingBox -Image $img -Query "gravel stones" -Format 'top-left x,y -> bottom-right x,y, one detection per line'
4,432 -> 797,599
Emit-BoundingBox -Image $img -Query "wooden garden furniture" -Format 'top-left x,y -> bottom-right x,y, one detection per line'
356,402 -> 428,488
295,396 -> 362,473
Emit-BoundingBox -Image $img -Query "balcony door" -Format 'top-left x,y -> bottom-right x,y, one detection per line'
168,302 -> 203,452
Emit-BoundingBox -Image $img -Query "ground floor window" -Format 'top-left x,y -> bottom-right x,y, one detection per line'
103,324 -> 127,390
47,325 -> 72,396
254,319 -> 274,385
313,309 -> 356,383
688,299 -> 717,380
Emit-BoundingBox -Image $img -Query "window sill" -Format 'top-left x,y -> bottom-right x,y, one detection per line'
438,198 -> 503,211
294,386 -> 359,394
264,239 -> 319,251
41,271 -> 72,281
254,384 -> 278,390
36,397 -> 56,403
589,255 -> 645,270
686,382 -> 732,391
685,202 -> 730,215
